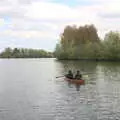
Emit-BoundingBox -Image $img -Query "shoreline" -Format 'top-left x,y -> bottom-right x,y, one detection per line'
56,58 -> 120,62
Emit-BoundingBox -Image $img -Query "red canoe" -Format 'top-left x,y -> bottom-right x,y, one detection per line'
65,78 -> 85,85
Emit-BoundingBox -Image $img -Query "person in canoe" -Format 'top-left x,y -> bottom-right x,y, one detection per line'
65,70 -> 73,79
75,70 -> 82,80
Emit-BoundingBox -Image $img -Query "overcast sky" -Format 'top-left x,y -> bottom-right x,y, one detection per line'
0,0 -> 120,51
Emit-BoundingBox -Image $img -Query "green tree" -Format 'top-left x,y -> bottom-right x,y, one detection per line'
0,48 -> 53,58
0,47 -> 12,58
103,31 -> 120,59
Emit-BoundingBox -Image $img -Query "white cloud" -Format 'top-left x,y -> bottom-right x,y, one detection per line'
0,29 -> 57,40
25,2 -> 81,20
0,0 -> 120,50
0,18 -> 5,26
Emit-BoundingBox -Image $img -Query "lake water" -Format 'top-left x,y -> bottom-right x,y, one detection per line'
0,58 -> 120,120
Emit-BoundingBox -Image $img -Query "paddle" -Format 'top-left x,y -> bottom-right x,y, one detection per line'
56,74 -> 89,78
56,75 -> 65,78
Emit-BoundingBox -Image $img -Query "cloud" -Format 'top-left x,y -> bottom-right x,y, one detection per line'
0,29 -> 58,40
25,2 -> 80,20
0,18 -> 5,26
0,0 -> 120,51
99,2 -> 120,19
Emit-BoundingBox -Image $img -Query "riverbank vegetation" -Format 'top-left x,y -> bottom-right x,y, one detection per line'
54,24 -> 120,60
0,48 -> 53,58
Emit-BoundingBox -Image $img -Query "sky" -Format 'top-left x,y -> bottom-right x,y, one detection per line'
0,0 -> 120,51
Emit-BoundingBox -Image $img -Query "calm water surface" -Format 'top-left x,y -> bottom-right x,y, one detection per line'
0,58 -> 120,120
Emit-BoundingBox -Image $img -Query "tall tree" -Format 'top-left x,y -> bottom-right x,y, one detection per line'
55,24 -> 100,59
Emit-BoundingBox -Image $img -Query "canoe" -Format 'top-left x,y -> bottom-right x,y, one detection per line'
65,78 -> 85,85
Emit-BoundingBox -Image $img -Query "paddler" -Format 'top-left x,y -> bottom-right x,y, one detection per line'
75,70 -> 82,80
65,70 -> 73,79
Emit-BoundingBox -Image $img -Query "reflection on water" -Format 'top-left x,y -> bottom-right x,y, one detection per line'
0,59 -> 120,120
58,60 -> 98,74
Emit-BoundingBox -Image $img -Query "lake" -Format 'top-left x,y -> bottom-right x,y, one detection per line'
0,58 -> 120,120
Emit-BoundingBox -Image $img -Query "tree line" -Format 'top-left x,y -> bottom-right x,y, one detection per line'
0,48 -> 53,58
54,24 -> 120,60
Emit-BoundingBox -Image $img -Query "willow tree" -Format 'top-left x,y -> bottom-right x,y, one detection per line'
55,24 -> 100,59
74,24 -> 99,45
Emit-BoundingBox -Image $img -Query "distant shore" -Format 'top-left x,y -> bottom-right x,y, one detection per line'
0,47 -> 53,58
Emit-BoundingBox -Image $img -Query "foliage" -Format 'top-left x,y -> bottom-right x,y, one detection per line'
0,48 -> 53,58
55,24 -> 120,60
103,31 -> 120,60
